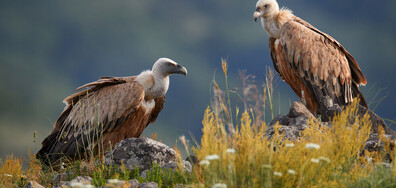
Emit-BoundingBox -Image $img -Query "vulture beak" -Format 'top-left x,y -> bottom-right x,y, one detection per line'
176,65 -> 188,76
253,8 -> 261,22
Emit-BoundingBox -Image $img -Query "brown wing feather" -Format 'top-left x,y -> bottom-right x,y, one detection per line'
293,16 -> 367,86
277,19 -> 367,114
95,97 -> 165,155
270,37 -> 319,114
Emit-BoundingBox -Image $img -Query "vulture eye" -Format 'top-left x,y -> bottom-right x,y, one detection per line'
255,7 -> 261,12
177,65 -> 181,68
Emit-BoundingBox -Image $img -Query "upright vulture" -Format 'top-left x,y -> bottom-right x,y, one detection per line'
37,58 -> 187,166
253,0 -> 367,115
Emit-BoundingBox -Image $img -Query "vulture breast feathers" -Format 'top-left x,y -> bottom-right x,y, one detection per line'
254,0 -> 367,115
37,58 -> 187,166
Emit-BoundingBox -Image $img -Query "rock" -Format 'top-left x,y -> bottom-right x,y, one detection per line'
140,170 -> 149,179
139,182 -> 158,188
106,179 -> 127,187
355,104 -> 396,153
129,179 -> 140,188
319,96 -> 342,122
105,137 -> 178,171
161,160 -> 192,173
268,101 -> 314,140
52,172 -> 69,184
64,176 -> 92,187
288,101 -> 315,120
185,155 -> 198,165
25,181 -> 44,188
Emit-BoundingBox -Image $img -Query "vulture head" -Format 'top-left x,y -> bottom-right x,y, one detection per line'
253,0 -> 280,21
152,58 -> 187,77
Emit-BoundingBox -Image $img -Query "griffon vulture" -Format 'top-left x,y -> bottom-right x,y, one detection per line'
37,58 -> 187,166
253,0 -> 367,115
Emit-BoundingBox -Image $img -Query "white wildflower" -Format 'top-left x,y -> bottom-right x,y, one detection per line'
305,143 -> 320,150
199,159 -> 210,166
261,164 -> 272,169
318,156 -> 331,163
287,169 -> 296,175
273,171 -> 283,177
311,158 -> 320,163
3,174 -> 12,177
285,143 -> 295,148
61,162 -> 66,170
212,183 -> 227,188
206,154 -> 220,161
226,148 -> 236,154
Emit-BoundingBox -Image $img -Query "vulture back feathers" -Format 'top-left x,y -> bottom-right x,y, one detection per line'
254,0 -> 367,115
37,58 -> 187,166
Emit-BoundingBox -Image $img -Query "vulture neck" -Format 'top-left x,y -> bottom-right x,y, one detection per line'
150,71 -> 169,99
135,70 -> 169,101
262,8 -> 294,39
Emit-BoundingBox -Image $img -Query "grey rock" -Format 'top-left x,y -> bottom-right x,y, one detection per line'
107,179 -> 127,186
268,98 -> 396,159
25,181 -> 44,188
64,176 -> 92,186
129,179 -> 140,188
161,160 -> 192,173
105,137 -> 177,171
52,172 -> 69,184
268,101 -> 314,140
140,170 -> 148,179
139,182 -> 158,188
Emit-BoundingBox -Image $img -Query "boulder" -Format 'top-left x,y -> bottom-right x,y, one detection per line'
64,176 -> 92,187
25,181 -> 44,188
104,137 -> 178,171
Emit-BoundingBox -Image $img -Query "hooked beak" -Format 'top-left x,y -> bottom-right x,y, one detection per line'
176,65 -> 188,76
253,11 -> 262,22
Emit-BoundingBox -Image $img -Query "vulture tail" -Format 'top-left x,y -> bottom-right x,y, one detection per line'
37,129 -> 99,168
36,130 -> 69,168
352,83 -> 368,108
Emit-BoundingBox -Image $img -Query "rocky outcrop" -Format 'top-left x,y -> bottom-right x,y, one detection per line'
267,101 -> 317,140
268,98 -> 396,154
104,137 -> 192,173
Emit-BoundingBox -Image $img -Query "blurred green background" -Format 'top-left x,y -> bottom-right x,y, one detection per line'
1,0 -> 395,160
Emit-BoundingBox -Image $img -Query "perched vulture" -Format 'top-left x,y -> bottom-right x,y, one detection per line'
253,0 -> 367,115
37,58 -> 187,166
